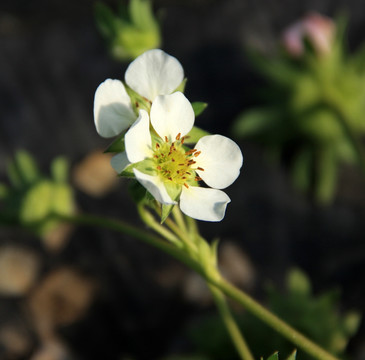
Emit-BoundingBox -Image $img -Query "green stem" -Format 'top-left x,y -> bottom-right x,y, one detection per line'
53,212 -> 200,273
172,206 -> 189,235
208,276 -> 340,360
137,205 -> 183,248
209,284 -> 254,360
54,212 -> 340,360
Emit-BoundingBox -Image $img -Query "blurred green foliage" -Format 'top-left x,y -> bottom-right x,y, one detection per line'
95,0 -> 161,61
187,268 -> 360,360
0,150 -> 75,238
232,15 -> 365,203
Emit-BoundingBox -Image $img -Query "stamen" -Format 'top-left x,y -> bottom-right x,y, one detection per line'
195,176 -> 202,181
194,151 -> 201,157
157,166 -> 162,170
184,183 -> 189,189
168,177 -> 173,181
156,143 -> 160,149
171,158 -> 175,162
181,137 -> 185,145
165,136 -> 168,142
135,101 -> 139,108
176,133 -> 181,140
185,149 -> 197,156
197,167 -> 205,171
186,172 -> 191,175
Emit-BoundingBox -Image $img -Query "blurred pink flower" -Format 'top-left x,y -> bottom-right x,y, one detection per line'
282,12 -> 335,56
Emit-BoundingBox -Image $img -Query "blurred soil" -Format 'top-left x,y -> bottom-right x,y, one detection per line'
1,0 -> 365,359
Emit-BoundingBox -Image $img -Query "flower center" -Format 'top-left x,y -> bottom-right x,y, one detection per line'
153,133 -> 203,188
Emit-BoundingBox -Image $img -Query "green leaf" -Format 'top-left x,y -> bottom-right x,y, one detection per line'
51,157 -> 69,183
192,102 -> 208,117
210,238 -> 219,267
94,2 -> 117,39
20,180 -> 53,225
104,132 -> 126,153
7,161 -> 22,188
232,108 -> 281,138
14,150 -> 41,185
291,147 -> 313,192
314,146 -> 338,204
185,126 -> 210,144
287,268 -> 311,296
0,183 -> 9,199
343,311 -> 362,336
129,0 -> 158,31
174,78 -> 187,93
161,204 -> 175,223
51,183 -> 75,217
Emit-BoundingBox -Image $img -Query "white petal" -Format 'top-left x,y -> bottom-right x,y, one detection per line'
125,110 -> 152,163
125,49 -> 184,101
150,92 -> 194,140
133,169 -> 176,205
110,152 -> 130,173
180,186 -> 231,222
195,135 -> 243,189
94,79 -> 136,138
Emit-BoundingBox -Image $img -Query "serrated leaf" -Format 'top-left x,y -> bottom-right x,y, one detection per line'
51,157 -> 68,183
174,78 -> 187,93
185,126 -> 210,144
104,132 -> 126,153
192,102 -> 208,117
287,268 -> 311,295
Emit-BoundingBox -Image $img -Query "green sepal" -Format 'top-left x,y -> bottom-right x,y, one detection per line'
121,159 -> 156,178
210,238 -> 220,267
185,126 -> 210,144
129,0 -> 159,31
264,353 -> 279,360
94,2 -> 118,40
51,157 -> 69,183
286,350 -> 297,360
128,180 -> 149,205
104,132 -> 126,153
125,84 -> 151,114
174,78 -> 187,93
191,102 -> 208,117
161,204 -> 175,223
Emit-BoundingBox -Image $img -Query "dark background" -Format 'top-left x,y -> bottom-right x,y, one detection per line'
1,0 -> 365,359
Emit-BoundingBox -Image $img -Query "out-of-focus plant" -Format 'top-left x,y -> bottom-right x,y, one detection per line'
0,150 -> 75,238
232,12 -> 365,204
188,268 -> 360,360
95,0 -> 161,61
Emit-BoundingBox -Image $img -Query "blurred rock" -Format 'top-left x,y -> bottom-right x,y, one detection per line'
27,267 -> 96,340
41,222 -> 74,253
72,150 -> 118,197
31,338 -> 74,360
0,245 -> 40,296
218,241 -> 256,290
0,322 -> 34,358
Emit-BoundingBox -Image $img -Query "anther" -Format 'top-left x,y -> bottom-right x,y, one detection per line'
178,163 -> 185,166
194,151 -> 201,157
157,166 -> 162,170
171,158 -> 175,162
186,172 -> 191,175
176,133 -> 181,140
195,176 -> 202,181
156,143 -> 160,149
185,149 -> 197,156
184,183 -> 189,189
181,137 -> 185,144
197,167 -> 205,171
165,136 -> 168,142
135,102 -> 139,108
168,177 -> 173,181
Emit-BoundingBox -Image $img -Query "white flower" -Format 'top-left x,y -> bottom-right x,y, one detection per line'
93,49 -> 184,138
116,92 -> 243,222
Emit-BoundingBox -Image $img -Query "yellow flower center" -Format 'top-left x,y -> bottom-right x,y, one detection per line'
153,133 -> 204,188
